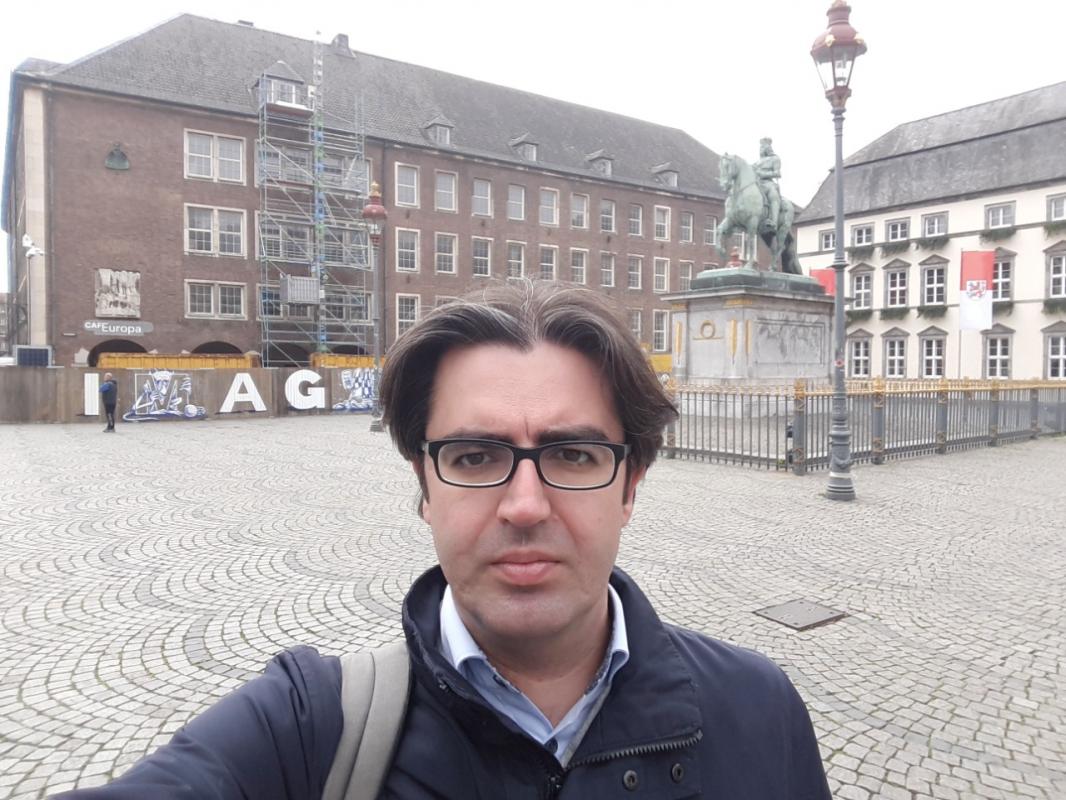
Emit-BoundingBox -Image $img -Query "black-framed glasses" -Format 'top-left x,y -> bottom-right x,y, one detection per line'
421,438 -> 631,490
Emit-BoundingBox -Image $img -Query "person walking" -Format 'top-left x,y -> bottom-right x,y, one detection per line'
100,373 -> 118,432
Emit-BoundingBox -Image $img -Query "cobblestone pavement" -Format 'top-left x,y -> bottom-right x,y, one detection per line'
0,417 -> 1063,799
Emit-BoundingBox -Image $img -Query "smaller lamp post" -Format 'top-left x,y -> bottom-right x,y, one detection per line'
811,0 -> 866,501
361,181 -> 388,432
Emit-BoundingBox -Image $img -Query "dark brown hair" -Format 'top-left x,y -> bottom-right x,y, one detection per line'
380,279 -> 677,477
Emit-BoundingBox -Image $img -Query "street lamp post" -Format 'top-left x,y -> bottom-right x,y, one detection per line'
361,181 -> 387,432
811,0 -> 866,502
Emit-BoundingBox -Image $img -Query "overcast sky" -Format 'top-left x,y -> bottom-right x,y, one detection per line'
3,0 -> 1065,292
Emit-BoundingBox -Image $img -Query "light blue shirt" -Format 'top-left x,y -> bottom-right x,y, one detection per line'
439,583 -> 630,766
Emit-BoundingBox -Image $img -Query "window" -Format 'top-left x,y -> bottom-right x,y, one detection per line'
886,219 -> 910,242
922,265 -> 946,305
653,310 -> 669,352
848,338 -> 870,378
435,233 -> 457,274
260,220 -> 310,262
654,206 -> 671,241
517,142 -> 537,162
185,131 -> 244,183
259,286 -> 282,319
679,261 -> 694,292
653,258 -> 669,293
820,230 -> 835,251
539,189 -> 559,226
395,164 -> 419,207
886,269 -> 908,307
262,78 -> 300,105
680,212 -> 694,243
435,172 -> 457,212
186,206 -> 245,256
472,179 -> 492,217
601,254 -> 615,287
507,185 -> 526,221
396,294 -> 420,337
986,202 -> 1015,229
986,336 -> 1011,379
600,200 -> 616,233
921,337 -> 945,378
851,272 -> 872,309
993,258 -> 1012,301
1049,194 -> 1066,222
629,205 -> 643,236
885,339 -> 906,379
472,237 -> 491,276
629,310 -> 642,340
435,296 -> 458,308
703,215 -> 718,246
571,194 -> 589,229
395,228 -> 420,272
922,213 -> 948,237
429,125 -> 451,146
322,291 -> 369,323
1049,335 -> 1066,379
506,242 -> 524,278
185,281 -> 245,319
538,246 -> 557,280
322,227 -> 368,268
852,224 -> 873,246
1050,254 -> 1066,298
627,256 -> 643,290
570,249 -> 587,284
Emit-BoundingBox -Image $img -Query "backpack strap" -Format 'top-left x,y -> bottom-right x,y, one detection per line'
322,640 -> 411,800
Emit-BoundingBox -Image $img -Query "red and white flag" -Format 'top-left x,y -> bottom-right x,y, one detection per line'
810,267 -> 836,296
959,251 -> 994,331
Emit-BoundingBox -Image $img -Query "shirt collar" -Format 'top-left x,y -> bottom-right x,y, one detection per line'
439,583 -> 629,680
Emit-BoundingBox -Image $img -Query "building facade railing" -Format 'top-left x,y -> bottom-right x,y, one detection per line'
663,379 -> 1066,473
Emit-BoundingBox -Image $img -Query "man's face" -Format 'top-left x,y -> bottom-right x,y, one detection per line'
419,341 -> 642,647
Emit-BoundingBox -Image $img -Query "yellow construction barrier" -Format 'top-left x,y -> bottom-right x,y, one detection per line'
309,353 -> 377,369
97,352 -> 260,369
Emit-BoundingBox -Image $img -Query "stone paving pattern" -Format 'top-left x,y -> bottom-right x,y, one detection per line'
0,417 -> 1063,799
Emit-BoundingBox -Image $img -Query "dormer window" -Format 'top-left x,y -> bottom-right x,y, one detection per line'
423,115 -> 455,147
653,164 -> 679,187
264,78 -> 300,106
592,158 -> 612,177
429,125 -> 451,146
518,142 -> 537,161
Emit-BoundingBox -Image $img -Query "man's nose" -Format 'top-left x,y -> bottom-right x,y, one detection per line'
497,458 -> 551,526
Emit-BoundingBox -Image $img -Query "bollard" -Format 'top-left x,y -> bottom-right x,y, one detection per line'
1029,387 -> 1039,439
988,385 -> 1000,447
871,377 -> 886,464
791,379 -> 807,476
935,379 -> 948,455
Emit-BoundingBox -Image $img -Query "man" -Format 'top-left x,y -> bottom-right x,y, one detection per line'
99,372 -> 118,432
753,136 -> 782,235
60,281 -> 830,798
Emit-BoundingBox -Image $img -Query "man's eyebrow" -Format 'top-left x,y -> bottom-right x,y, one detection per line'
430,426 -> 615,445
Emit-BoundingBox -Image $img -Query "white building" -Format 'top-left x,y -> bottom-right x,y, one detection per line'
797,81 -> 1066,381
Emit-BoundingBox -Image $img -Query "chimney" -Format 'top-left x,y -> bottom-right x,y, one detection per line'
332,33 -> 352,56
237,19 -> 255,27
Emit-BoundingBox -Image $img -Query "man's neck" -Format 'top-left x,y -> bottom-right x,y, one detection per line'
465,600 -> 611,727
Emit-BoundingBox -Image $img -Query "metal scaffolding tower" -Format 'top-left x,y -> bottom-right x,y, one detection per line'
256,44 -> 374,367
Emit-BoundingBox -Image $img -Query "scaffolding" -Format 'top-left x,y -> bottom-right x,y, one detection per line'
256,44 -> 374,367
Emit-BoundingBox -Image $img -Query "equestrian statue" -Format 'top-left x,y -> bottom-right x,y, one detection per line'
716,138 -> 801,275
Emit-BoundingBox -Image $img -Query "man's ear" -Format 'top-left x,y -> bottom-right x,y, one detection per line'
621,463 -> 645,523
412,459 -> 430,523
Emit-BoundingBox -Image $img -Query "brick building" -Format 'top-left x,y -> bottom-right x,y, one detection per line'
3,15 -> 746,368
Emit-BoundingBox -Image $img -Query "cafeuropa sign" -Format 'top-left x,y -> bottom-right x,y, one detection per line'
83,319 -> 154,337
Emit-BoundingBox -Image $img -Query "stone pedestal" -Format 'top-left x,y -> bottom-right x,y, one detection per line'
664,268 -> 833,384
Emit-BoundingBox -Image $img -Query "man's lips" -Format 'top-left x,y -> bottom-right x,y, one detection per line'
492,554 -> 559,585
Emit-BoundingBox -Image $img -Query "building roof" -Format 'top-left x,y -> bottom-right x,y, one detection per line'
800,81 -> 1066,222
13,14 -> 725,199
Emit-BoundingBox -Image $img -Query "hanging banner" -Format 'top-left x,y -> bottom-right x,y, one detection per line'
959,251 -> 994,331
810,268 -> 836,296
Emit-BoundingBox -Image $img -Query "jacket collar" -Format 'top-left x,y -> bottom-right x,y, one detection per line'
401,565 -> 703,758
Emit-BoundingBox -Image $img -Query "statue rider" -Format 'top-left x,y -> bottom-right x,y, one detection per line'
753,137 -> 781,236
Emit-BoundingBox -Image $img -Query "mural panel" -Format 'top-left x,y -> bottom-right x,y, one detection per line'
95,269 -> 141,318
332,368 -> 376,412
124,370 -> 207,421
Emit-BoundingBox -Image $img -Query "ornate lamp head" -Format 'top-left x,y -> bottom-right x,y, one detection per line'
811,1 -> 867,109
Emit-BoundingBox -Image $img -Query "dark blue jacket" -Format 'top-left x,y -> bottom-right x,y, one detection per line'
99,379 -> 117,406
57,567 -> 830,799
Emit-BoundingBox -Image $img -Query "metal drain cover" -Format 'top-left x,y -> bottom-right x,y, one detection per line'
755,599 -> 845,631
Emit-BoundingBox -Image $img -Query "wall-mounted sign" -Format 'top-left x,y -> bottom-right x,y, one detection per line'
83,320 -> 154,337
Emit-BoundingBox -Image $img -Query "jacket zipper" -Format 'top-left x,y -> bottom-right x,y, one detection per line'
565,728 -> 703,771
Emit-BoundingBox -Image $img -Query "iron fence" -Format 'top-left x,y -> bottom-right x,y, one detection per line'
664,380 -> 1066,473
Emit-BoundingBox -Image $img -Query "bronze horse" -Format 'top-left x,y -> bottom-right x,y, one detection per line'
717,154 -> 801,274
